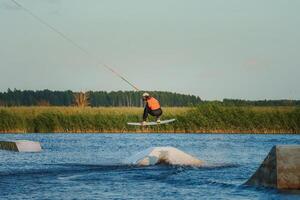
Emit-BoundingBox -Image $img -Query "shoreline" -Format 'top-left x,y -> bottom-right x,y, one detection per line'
0,129 -> 299,134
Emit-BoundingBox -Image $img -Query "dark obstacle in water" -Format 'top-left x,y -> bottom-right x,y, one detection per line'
246,145 -> 300,190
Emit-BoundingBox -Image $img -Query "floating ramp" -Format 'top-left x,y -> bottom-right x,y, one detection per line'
0,140 -> 42,152
124,146 -> 204,166
246,145 -> 300,190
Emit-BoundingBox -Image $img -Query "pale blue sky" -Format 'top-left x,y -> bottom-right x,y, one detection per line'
0,0 -> 299,100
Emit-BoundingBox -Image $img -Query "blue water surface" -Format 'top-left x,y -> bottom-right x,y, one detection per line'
0,133 -> 300,200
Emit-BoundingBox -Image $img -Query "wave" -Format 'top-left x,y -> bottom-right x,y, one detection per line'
0,162 -> 240,179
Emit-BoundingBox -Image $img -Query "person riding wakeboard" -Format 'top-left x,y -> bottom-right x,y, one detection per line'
142,93 -> 163,125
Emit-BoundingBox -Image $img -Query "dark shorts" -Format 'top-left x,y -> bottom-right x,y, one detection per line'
143,107 -> 163,121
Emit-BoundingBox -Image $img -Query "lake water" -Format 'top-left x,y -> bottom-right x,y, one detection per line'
0,133 -> 300,200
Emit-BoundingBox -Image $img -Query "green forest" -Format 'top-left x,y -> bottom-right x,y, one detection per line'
0,89 -> 201,107
0,89 -> 299,107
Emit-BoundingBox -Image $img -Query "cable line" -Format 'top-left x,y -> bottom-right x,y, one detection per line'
9,0 -> 140,91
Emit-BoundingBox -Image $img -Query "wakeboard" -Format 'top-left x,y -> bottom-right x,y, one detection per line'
127,119 -> 176,126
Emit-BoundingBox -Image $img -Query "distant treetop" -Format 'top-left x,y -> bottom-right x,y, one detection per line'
0,89 -> 201,107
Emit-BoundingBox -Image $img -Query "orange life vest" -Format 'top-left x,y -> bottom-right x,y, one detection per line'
147,97 -> 161,110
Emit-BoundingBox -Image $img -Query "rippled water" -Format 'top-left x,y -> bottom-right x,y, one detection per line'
1,133 -> 300,200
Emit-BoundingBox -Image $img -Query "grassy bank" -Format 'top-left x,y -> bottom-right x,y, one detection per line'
0,104 -> 299,133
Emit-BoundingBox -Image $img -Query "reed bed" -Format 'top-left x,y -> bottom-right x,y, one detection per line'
0,104 -> 299,133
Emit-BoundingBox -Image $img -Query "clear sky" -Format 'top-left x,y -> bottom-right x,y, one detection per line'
0,0 -> 299,100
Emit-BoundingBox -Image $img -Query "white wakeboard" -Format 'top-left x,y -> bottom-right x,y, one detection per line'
127,119 -> 176,126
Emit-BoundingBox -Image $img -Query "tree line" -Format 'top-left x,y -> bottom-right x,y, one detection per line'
222,99 -> 300,106
0,89 -> 299,107
0,89 -> 201,107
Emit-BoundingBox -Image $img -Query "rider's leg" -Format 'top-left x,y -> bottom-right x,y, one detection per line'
143,106 -> 150,121
149,108 -> 163,122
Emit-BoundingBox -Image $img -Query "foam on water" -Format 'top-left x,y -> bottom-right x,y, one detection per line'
123,146 -> 204,166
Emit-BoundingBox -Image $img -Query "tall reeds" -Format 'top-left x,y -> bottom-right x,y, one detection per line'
0,104 -> 299,133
